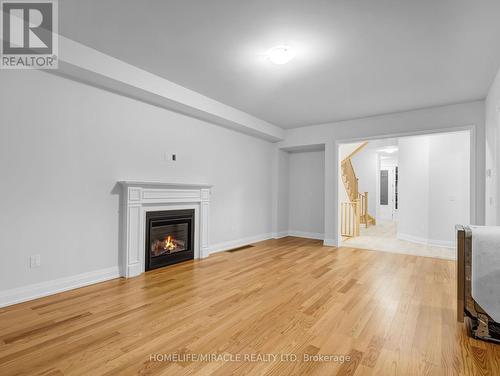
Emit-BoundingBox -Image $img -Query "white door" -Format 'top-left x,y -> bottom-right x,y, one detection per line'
378,164 -> 398,221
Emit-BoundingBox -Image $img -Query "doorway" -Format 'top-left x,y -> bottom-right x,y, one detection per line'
338,130 -> 470,259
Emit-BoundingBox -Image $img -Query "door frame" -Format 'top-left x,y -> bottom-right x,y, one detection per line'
377,157 -> 398,222
336,125 -> 476,246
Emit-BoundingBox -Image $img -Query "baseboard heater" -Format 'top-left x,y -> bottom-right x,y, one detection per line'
456,225 -> 500,343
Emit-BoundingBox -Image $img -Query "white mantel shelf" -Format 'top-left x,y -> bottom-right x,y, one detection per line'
119,181 -> 212,189
118,181 -> 211,278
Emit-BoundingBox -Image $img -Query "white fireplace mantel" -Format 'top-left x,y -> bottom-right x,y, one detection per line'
118,181 -> 211,277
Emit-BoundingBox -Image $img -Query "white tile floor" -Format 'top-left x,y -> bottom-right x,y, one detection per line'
341,220 -> 456,260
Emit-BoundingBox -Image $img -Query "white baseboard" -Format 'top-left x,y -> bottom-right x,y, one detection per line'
397,233 -> 455,249
287,230 -> 324,240
323,238 -> 338,247
272,231 -> 289,239
0,231 -> 333,308
208,231 -> 329,256
208,233 -> 273,255
0,266 -> 120,308
273,231 -> 332,244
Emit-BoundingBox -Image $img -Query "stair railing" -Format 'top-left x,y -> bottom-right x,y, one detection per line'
341,199 -> 360,237
358,191 -> 369,228
341,142 -> 372,238
341,158 -> 359,202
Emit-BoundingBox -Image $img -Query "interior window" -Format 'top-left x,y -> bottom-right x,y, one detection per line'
380,170 -> 388,205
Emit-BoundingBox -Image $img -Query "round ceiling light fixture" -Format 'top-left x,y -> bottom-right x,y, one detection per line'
378,146 -> 399,154
267,45 -> 296,65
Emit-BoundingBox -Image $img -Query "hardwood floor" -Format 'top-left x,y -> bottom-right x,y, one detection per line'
0,237 -> 499,375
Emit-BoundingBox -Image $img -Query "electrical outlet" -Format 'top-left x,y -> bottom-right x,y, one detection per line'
164,152 -> 177,162
29,254 -> 41,268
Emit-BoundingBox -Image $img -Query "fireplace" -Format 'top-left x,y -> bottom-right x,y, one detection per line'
119,181 -> 210,277
145,209 -> 195,271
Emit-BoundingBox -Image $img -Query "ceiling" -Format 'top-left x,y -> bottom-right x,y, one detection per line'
60,0 -> 500,129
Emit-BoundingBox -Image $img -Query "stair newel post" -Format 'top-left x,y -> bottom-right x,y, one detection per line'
355,198 -> 361,236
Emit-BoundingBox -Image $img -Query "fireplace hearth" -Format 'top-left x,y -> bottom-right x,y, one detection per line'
145,209 -> 195,271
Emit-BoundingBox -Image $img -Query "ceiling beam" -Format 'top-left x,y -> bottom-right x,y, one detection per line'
52,36 -> 285,142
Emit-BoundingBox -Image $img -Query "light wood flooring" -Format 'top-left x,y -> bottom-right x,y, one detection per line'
0,237 -> 499,375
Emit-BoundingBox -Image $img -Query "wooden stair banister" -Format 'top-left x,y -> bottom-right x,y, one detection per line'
341,142 -> 376,237
342,141 -> 369,162
341,158 -> 359,202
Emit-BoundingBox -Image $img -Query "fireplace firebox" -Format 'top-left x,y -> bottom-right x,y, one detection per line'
145,209 -> 195,271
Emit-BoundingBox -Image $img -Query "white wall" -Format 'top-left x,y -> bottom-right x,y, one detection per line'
428,132 -> 470,242
56,36 -> 285,142
339,141 -> 364,160
338,144 -> 351,204
0,70 -> 274,292
276,101 -> 485,245
398,132 -> 470,246
485,67 -> 500,225
398,136 -> 431,240
288,151 -> 325,238
274,149 -> 290,235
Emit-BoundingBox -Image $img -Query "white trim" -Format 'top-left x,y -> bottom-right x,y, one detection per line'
56,36 -> 284,142
287,230 -> 324,240
335,125 -> 476,245
334,124 -> 475,145
274,231 -> 336,244
272,231 -> 289,239
397,233 -> 455,249
209,231 -> 333,254
208,233 -> 272,254
323,238 -> 338,247
0,267 -> 120,308
0,229 -> 336,308
118,182 -> 211,278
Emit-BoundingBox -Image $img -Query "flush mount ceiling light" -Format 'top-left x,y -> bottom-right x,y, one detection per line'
378,146 -> 399,154
267,45 -> 296,65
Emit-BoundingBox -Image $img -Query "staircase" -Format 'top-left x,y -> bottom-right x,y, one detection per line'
341,142 -> 376,238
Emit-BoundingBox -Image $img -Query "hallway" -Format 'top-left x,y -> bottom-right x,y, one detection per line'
341,221 -> 455,260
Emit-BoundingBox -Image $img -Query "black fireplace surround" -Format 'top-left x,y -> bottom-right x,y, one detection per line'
145,209 -> 195,271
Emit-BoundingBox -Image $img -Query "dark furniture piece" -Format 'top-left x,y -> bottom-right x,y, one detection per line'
456,225 -> 500,343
